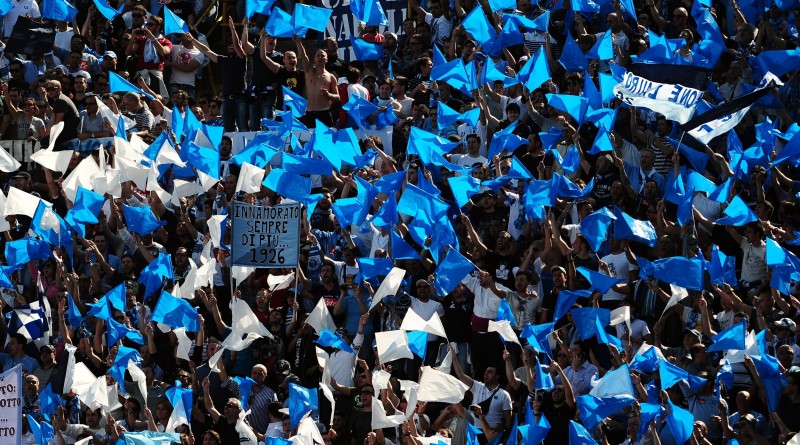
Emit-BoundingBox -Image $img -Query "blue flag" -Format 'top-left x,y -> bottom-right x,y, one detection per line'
462,6 -> 497,47
407,330 -> 428,358
66,292 -> 83,327
317,329 -> 355,354
235,376 -> 257,410
525,48 -> 550,91
265,7 -> 294,37
163,6 -> 189,35
613,206 -> 657,247
152,290 -> 200,332
577,267 -> 623,293
41,0 -> 77,21
123,205 -> 167,236
245,0 -> 275,19
350,0 -> 389,25
288,383 -> 319,429
291,4 -> 333,37
283,86 -> 308,118
707,320 -> 746,352
568,420 -> 598,445
521,322 -> 554,358
546,94 -> 589,125
262,168 -> 312,202
534,357 -> 554,389
579,207 -> 616,252
434,248 -> 476,295
559,32 -> 588,72
107,317 -> 145,345
93,0 -> 124,19
716,195 -> 758,226
27,414 -> 55,445
666,400 -> 694,445
138,254 -> 174,300
391,231 -> 422,261
350,36 -> 384,61
553,289 -> 592,321
586,30 -> 614,60
447,175 -> 482,208
653,256 -> 704,291
710,245 -> 737,285
108,71 -> 155,100
5,237 -> 52,268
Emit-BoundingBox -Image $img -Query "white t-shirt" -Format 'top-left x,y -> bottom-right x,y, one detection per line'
457,122 -> 488,157
424,13 -> 452,46
451,153 -> 488,167
470,380 -> 512,428
169,44 -> 203,86
4,0 -> 40,38
600,252 -> 633,301
740,238 -> 766,283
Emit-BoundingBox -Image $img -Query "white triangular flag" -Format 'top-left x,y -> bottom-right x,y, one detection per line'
369,267 -> 406,311
417,366 -> 470,403
174,327 -> 192,360
61,344 -> 78,395
194,258 -> 216,289
589,364 -> 636,400
375,330 -> 413,363
207,215 -> 227,248
724,331 -> 760,364
4,187 -> 48,218
176,259 -> 198,299
235,162 -> 266,194
82,376 -> 109,411
231,298 -> 272,337
116,156 -> 150,186
400,307 -> 448,339
404,384 -> 418,418
231,265 -> 256,285
306,296 -> 336,333
69,362 -> 96,396
662,284 -> 689,317
293,416 -> 324,445
488,320 -> 520,345
0,144 -> 20,172
62,155 -> 101,201
165,393 -> 190,433
372,370 -> 392,392
371,397 -> 406,429
267,272 -> 295,292
127,359 -> 148,404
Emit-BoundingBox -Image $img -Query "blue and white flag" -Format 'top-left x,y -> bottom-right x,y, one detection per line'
613,72 -> 702,124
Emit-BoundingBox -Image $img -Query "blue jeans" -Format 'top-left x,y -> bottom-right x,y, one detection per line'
248,92 -> 277,130
222,96 -> 248,132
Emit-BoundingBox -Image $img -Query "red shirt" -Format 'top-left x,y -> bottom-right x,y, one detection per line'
134,35 -> 173,71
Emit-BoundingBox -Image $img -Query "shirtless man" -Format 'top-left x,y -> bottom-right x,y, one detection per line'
293,34 -> 339,128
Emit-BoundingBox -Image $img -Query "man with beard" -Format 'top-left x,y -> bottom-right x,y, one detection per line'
41,80 -> 80,150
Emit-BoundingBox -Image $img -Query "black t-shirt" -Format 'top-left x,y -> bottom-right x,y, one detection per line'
218,55 -> 247,97
442,294 -> 474,343
213,417 -> 241,445
485,251 -> 520,289
251,50 -> 283,91
275,67 -> 304,110
591,170 -> 620,208
52,94 -> 80,145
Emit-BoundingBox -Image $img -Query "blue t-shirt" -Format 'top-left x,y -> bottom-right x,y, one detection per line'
0,353 -> 39,374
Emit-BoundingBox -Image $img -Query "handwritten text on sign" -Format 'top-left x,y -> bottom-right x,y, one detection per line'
0,365 -> 22,443
231,203 -> 301,268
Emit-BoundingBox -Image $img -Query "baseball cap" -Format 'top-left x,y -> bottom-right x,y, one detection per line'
550,265 -> 566,274
12,171 -> 31,180
775,318 -> 797,331
683,328 -> 702,340
275,359 -> 291,373
103,51 -> 117,59
40,344 -> 55,353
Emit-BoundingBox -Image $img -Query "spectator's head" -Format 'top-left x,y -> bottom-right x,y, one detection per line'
320,262 -> 336,284
359,385 -> 375,406
515,269 -> 532,293
171,90 -> 188,108
754,200 -> 773,221
744,222 -> 764,243
206,337 -> 221,357
417,56 -> 433,75
465,133 -> 481,155
94,73 -> 110,94
74,75 -> 88,94
39,344 -> 55,365
123,92 -> 143,111
8,60 -> 23,81
505,102 -> 521,122
416,279 -> 431,300
84,406 -> 102,428
283,51 -> 297,70
346,67 -> 361,84
483,366 -> 501,386
606,13 -> 621,32
252,364 -> 268,385
24,374 -> 39,397
323,37 -> 338,59
11,171 -> 31,191
146,15 -> 163,36
595,153 -> 612,174
656,116 -> 670,135
672,8 -> 688,26
68,50 -> 83,70
174,247 -> 189,267
70,34 -> 87,53
378,78 -> 394,99
551,265 -> 567,288
313,48 -> 328,68
131,5 -> 147,26
402,18 -> 416,37
202,430 -> 221,445
568,341 -> 589,366
393,76 -> 408,96
778,344 -> 795,369
267,401 -> 283,421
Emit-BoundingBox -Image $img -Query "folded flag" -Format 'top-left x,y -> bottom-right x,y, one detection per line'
152,290 -> 200,332
707,320 -> 746,353
317,329 -> 355,354
577,267 -> 623,293
5,237 -> 52,268
433,248 -> 476,296
613,206 -> 657,247
579,207 -> 616,252
262,168 -> 312,203
123,205 -> 167,236
715,195 -> 758,226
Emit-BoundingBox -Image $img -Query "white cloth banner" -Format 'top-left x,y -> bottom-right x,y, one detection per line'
0,365 -> 22,441
613,72 -> 701,124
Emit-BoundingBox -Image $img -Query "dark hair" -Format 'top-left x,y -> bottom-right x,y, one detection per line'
10,333 -> 26,346
505,102 -> 521,114
346,67 -> 361,83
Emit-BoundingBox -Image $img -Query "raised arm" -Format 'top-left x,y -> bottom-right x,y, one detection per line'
202,377 -> 222,422
449,344 -> 474,387
294,34 -> 312,73
189,34 -> 219,63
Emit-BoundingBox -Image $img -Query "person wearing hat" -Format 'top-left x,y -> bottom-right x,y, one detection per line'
725,391 -> 768,438
32,344 -> 57,389
774,318 -> 800,364
102,51 -> 118,72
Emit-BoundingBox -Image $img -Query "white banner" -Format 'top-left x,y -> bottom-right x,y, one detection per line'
613,72 -> 702,124
0,365 -> 22,444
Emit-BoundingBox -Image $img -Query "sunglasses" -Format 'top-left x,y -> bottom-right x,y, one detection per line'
46,86 -> 59,91
132,13 -> 144,18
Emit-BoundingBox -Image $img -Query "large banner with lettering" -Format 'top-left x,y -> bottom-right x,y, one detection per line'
231,202 -> 301,268
613,72 -> 702,124
318,0 -> 408,62
0,365 -> 21,444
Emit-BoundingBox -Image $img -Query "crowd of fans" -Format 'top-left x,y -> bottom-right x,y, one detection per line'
1,0 -> 800,445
